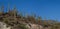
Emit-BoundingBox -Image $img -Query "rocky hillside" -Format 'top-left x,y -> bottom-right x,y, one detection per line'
0,6 -> 60,29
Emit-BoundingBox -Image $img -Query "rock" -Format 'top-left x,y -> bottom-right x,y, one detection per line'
0,22 -> 11,29
26,23 -> 43,29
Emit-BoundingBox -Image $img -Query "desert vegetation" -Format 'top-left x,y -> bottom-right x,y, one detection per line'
0,5 -> 60,29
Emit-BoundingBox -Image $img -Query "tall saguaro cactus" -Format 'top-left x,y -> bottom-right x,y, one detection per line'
7,4 -> 10,12
1,5 -> 4,13
13,5 -> 17,21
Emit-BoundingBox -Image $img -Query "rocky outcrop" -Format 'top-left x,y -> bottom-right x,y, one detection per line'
0,22 -> 11,29
0,21 -> 51,29
25,23 -> 43,29
25,23 -> 52,29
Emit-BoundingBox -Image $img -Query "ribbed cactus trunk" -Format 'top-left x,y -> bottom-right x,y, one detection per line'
13,6 -> 17,22
0,5 -> 4,13
7,4 -> 10,13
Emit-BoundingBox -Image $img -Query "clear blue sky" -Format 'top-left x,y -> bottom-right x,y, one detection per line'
0,0 -> 60,21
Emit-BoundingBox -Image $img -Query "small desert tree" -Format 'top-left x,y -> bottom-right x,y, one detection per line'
43,17 -> 48,26
37,16 -> 42,25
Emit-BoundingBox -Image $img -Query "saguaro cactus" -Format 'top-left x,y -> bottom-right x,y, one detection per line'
13,5 -> 17,21
7,4 -> 10,12
1,5 -> 4,13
